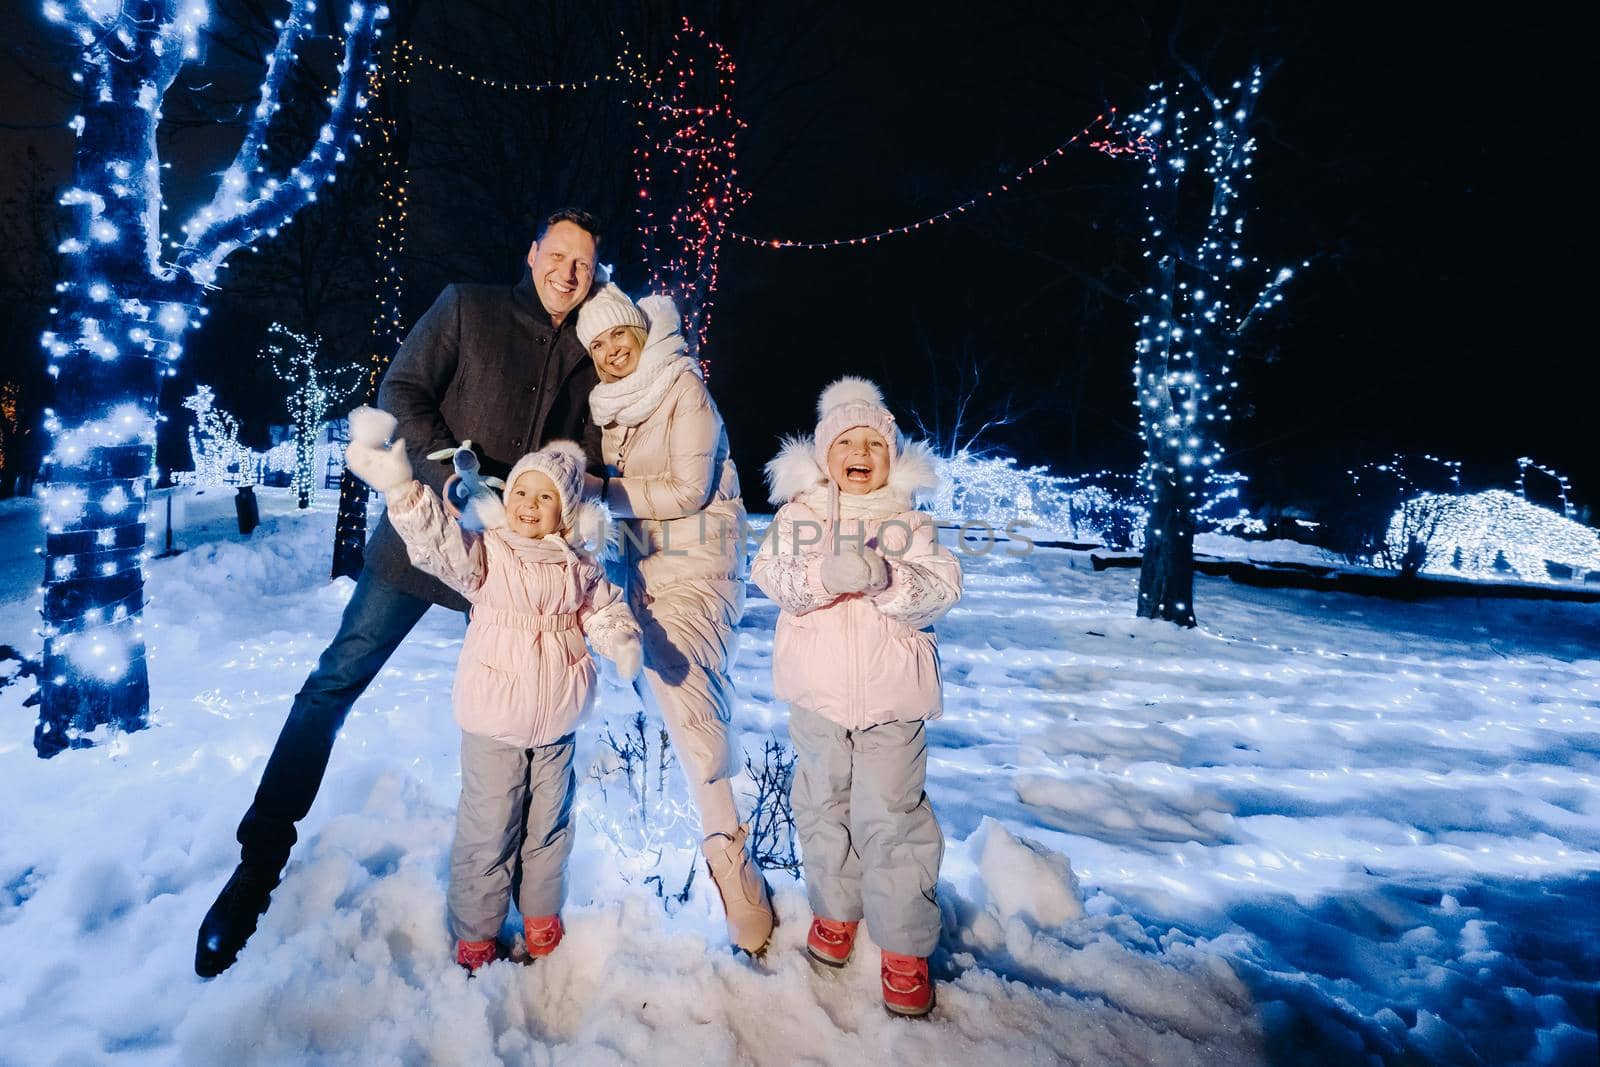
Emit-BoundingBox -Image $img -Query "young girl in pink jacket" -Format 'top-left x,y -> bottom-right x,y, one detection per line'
750,378 -> 962,1017
344,409 -> 641,973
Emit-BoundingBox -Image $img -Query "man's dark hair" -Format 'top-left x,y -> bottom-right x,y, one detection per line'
536,208 -> 602,246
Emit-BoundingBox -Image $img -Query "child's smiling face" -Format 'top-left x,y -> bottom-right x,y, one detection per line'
827,427 -> 890,495
506,470 -> 562,538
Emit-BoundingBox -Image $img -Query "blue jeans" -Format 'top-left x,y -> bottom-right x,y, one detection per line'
236,568 -> 435,872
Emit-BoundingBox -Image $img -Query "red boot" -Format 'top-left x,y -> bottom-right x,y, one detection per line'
523,914 -> 564,958
455,938 -> 497,973
881,951 -> 935,1017
806,917 -> 860,968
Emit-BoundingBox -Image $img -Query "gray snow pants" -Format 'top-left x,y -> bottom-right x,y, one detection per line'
447,730 -> 576,943
788,705 -> 944,957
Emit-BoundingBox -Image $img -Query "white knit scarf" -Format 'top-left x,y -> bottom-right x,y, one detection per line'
795,481 -> 915,553
587,311 -> 700,429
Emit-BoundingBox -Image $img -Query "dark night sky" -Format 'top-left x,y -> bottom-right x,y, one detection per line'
1,2 -> 1590,514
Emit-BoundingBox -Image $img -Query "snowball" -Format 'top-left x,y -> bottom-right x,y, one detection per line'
347,404 -> 397,448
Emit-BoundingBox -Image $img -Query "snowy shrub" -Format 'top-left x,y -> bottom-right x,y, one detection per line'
1333,454 -> 1463,572
583,712 -> 698,908
742,739 -> 801,875
1385,490 -> 1600,583
930,451 -> 1254,551
928,452 -> 1145,545
927,452 -> 1075,532
1064,481 -> 1147,551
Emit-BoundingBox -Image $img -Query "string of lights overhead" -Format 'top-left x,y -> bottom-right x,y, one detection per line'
401,40 -> 625,93
722,111 -> 1146,251
390,30 -> 1149,261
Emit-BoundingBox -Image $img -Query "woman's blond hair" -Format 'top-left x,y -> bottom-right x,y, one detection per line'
588,323 -> 649,354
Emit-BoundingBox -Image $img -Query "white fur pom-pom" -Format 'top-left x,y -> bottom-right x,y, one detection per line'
816,376 -> 886,417
638,293 -> 681,335
461,490 -> 506,532
347,406 -> 397,448
571,498 -> 613,553
888,437 -> 941,505
764,435 -> 827,504
543,439 -> 588,466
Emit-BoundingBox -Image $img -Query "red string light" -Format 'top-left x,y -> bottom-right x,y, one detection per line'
347,30 -> 1155,373
384,24 -> 740,369
724,110 -> 1151,250
632,17 -> 748,374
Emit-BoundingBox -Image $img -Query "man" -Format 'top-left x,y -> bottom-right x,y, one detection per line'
196,209 -> 604,977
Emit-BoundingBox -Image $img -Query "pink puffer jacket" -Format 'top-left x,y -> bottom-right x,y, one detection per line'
750,439 -> 961,730
385,480 -> 638,748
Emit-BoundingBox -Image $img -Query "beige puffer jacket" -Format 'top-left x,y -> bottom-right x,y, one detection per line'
599,367 -> 745,782
386,480 -> 638,749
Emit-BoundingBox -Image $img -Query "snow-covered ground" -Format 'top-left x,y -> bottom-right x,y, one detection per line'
1,489 -> 1596,1066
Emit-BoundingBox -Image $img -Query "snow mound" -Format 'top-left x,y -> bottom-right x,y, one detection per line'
971,816 -> 1083,928
1,490 -> 1596,1063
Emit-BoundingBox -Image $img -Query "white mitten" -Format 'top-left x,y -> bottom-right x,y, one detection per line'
348,405 -> 397,448
462,490 -> 506,532
611,635 -> 642,683
345,438 -> 413,493
819,551 -> 872,595
860,548 -> 890,594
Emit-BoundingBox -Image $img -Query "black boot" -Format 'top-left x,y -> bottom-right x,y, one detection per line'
195,863 -> 280,977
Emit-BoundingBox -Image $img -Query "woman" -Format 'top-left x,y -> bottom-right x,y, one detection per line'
577,284 -> 776,954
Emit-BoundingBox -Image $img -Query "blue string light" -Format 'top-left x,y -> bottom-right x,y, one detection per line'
1127,69 -> 1306,624
34,0 -> 388,756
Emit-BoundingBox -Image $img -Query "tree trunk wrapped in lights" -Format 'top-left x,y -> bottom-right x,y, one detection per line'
259,323 -> 359,509
34,0 -> 385,757
1128,67 -> 1300,627
331,1 -> 420,580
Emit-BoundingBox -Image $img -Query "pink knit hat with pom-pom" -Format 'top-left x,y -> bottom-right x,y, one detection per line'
505,440 -> 588,534
812,377 -> 899,469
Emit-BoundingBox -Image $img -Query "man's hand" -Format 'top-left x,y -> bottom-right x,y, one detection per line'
346,439 -> 413,494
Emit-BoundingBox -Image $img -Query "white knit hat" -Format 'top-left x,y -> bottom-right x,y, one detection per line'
576,283 -> 649,350
505,440 -> 587,535
812,377 -> 900,469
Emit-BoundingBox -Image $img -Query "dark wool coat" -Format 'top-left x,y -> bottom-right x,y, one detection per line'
368,270 -> 600,609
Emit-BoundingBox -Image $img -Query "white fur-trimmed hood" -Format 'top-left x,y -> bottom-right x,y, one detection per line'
567,497 -> 613,556
764,434 -> 940,509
